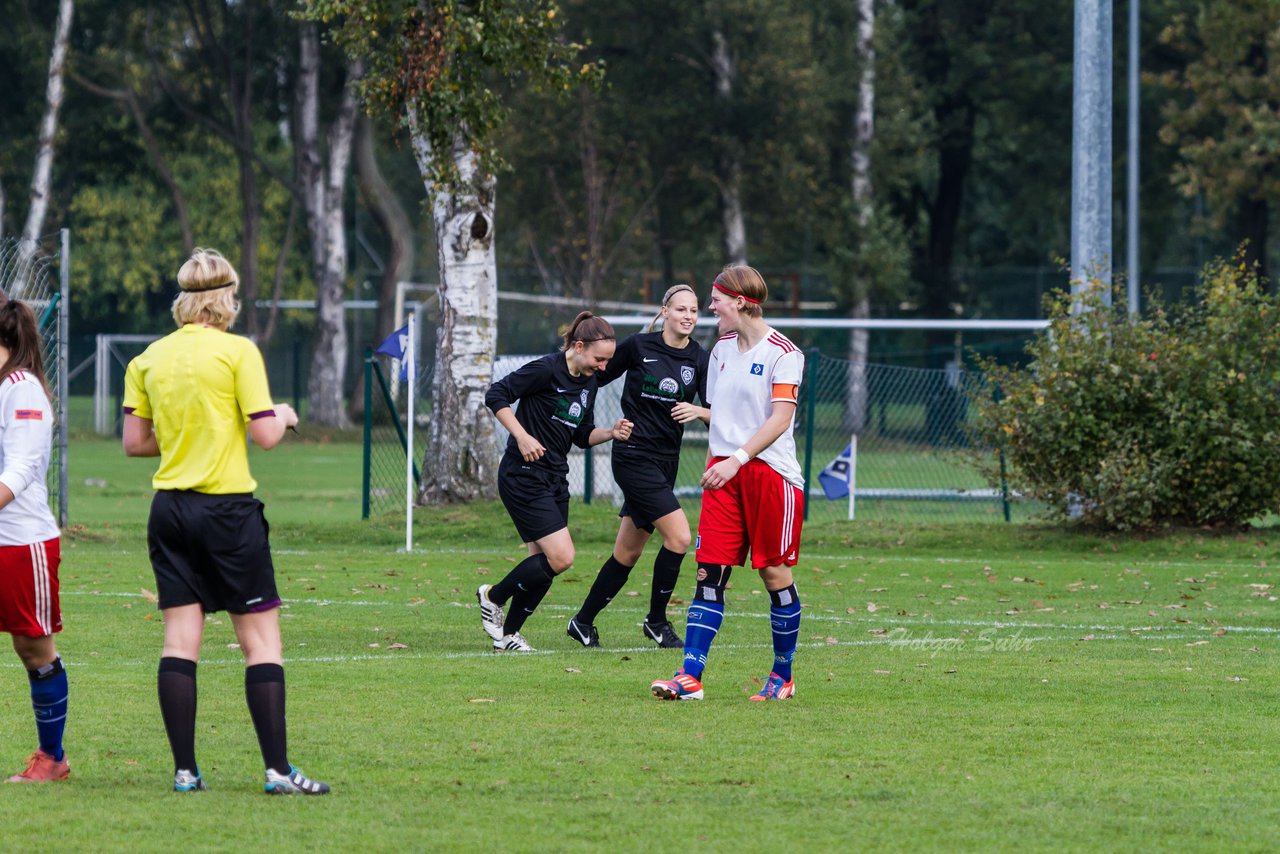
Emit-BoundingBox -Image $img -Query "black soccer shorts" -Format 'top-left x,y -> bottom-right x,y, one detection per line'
497,457 -> 571,543
147,490 -> 281,614
612,449 -> 681,533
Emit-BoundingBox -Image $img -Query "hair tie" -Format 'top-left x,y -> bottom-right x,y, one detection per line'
714,282 -> 761,305
180,279 -> 237,293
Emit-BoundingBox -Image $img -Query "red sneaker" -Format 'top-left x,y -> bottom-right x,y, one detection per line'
748,672 -> 795,701
651,670 -> 704,700
6,750 -> 69,782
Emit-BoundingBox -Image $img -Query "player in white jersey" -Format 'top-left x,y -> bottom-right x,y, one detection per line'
0,299 -> 68,782
652,265 -> 805,702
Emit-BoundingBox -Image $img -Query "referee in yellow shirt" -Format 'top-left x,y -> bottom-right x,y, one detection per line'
122,248 -> 328,795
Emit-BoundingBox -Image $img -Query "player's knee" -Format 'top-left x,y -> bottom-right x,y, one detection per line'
664,529 -> 692,554
615,543 -> 644,566
547,547 -> 574,574
693,562 -> 732,604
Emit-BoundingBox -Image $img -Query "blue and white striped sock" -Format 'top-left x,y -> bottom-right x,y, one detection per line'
29,657 -> 68,761
682,599 -> 724,679
768,585 -> 801,681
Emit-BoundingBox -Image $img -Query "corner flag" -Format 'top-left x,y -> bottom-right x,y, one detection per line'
818,442 -> 854,500
375,324 -> 410,380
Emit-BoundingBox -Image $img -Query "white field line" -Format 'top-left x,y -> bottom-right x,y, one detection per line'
61,589 -> 1280,636
0,633 -> 1223,671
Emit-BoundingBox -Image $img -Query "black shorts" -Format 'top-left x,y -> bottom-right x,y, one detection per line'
613,450 -> 681,533
498,457 -> 570,543
147,490 -> 281,614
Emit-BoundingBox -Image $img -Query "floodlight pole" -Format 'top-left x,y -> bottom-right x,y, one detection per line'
1126,0 -> 1140,316
1071,0 -> 1113,305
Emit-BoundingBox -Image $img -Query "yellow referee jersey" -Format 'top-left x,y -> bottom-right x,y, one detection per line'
123,325 -> 277,493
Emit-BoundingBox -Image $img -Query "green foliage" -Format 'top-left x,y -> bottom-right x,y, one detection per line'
301,0 -> 601,188
972,254 -> 1280,530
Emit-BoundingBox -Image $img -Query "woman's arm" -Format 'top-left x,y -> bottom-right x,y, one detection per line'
122,414 -> 161,457
247,403 -> 298,451
587,419 -> 634,447
492,406 -> 546,462
671,402 -> 710,425
699,401 -> 796,490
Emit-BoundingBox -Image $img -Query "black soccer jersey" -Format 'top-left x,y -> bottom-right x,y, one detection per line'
485,352 -> 599,477
596,332 -> 709,459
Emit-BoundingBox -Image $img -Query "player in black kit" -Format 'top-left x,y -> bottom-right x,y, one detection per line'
477,312 -> 634,652
565,285 -> 710,648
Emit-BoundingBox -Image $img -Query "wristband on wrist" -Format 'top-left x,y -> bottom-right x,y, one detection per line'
731,448 -> 751,466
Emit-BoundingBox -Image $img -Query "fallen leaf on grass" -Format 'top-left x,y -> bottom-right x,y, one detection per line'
866,602 -> 879,613
388,642 -> 409,650
825,637 -> 839,645
368,643 -> 380,648
1227,676 -> 1249,682
140,588 -> 157,603
565,668 -> 581,673
1185,640 -> 1210,647
469,698 -> 495,703
867,628 -> 889,636
873,669 -> 891,675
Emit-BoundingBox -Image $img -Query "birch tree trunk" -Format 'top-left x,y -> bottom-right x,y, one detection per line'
298,23 -> 362,427
710,29 -> 748,265
845,0 -> 875,435
16,0 -> 73,291
410,118 -> 499,504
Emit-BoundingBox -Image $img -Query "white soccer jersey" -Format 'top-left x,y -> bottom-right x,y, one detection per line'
0,372 -> 58,546
706,328 -> 805,488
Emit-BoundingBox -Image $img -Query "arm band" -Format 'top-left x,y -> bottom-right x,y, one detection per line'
731,448 -> 751,466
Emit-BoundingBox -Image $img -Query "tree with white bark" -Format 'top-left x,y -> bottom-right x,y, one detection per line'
302,0 -> 598,503
295,21 -> 363,428
13,0 -> 73,295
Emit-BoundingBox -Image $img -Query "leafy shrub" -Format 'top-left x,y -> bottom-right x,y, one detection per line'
971,255 -> 1280,530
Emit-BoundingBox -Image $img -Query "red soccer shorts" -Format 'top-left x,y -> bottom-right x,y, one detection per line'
695,458 -> 804,570
0,538 -> 61,637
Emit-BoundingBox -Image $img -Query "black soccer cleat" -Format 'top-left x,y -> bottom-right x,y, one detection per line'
566,616 -> 601,648
643,620 -> 683,648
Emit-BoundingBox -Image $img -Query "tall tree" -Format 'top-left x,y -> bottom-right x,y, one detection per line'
1157,0 -> 1280,281
14,0 -> 73,289
296,21 -> 363,427
305,0 -> 597,504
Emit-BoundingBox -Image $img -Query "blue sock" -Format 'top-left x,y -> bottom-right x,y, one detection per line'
29,657 -> 68,761
681,599 -> 723,679
768,585 -> 801,681
682,565 -> 733,679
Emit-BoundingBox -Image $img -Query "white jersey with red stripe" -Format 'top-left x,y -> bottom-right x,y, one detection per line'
706,327 -> 805,488
0,371 -> 58,546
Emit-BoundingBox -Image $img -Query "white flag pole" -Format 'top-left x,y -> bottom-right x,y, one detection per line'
848,433 -> 857,521
405,313 -> 415,552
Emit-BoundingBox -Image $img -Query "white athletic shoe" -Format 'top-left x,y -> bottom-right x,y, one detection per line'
264,764 -> 330,795
494,632 -> 535,653
477,584 -> 505,641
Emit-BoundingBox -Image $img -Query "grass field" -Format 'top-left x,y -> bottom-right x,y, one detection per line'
3,436 -> 1280,851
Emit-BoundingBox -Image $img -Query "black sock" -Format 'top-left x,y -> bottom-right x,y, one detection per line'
245,663 -> 289,776
158,657 -> 198,773
648,547 -> 686,624
491,553 -> 556,607
576,555 -> 633,625
504,558 -> 557,636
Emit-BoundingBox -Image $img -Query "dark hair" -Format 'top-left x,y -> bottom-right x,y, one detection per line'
0,299 -> 51,399
560,311 -> 616,351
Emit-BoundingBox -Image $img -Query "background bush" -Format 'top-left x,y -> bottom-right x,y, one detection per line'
971,255 -> 1280,530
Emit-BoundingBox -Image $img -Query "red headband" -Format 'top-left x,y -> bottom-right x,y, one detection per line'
713,282 -> 761,305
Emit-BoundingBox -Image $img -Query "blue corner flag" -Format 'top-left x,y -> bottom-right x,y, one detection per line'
818,442 -> 853,500
375,324 -> 410,380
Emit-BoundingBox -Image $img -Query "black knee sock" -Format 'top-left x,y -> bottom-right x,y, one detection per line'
648,547 -> 686,624
491,553 -> 556,607
245,663 -> 289,776
158,657 -> 198,773
504,555 -> 557,635
576,555 -> 633,625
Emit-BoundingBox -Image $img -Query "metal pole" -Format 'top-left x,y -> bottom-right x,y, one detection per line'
801,348 -> 819,522
58,229 -> 69,527
404,313 -> 415,552
1126,0 -> 1140,315
362,350 -> 372,520
1071,0 -> 1114,304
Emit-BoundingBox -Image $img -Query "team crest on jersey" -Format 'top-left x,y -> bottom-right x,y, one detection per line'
568,402 -> 582,419
658,377 -> 679,395
579,390 -> 590,408
750,363 -> 765,375
680,365 -> 695,386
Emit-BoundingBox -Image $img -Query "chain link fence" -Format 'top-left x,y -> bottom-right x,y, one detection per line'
0,235 -> 67,525
364,347 -> 1017,523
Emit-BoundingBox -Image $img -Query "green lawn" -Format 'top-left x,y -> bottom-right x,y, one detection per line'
4,437 -> 1280,851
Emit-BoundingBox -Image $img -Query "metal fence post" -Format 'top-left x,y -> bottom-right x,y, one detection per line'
584,447 -> 594,505
801,347 -> 820,521
362,349 -> 373,519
